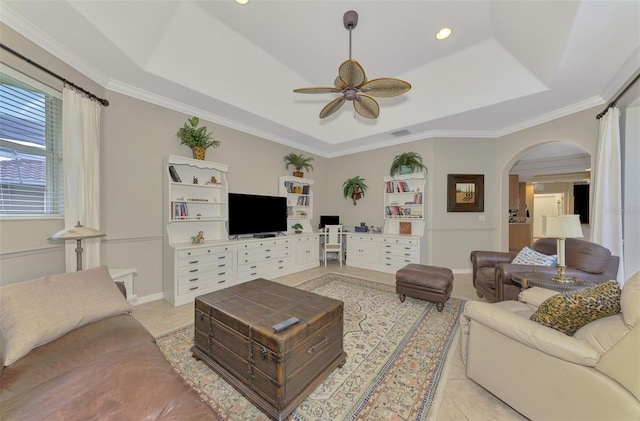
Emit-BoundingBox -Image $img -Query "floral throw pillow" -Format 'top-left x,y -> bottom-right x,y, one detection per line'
511,246 -> 557,266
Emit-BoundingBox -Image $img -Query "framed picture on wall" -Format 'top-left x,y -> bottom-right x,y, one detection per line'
447,174 -> 484,212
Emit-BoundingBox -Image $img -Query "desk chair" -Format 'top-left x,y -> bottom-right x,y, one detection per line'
322,225 -> 343,266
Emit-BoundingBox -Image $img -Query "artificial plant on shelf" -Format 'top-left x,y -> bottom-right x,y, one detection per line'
283,153 -> 314,177
176,116 -> 221,160
342,176 -> 368,205
291,223 -> 304,234
389,151 -> 427,176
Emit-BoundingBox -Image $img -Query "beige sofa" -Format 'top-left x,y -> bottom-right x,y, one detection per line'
461,271 -> 640,421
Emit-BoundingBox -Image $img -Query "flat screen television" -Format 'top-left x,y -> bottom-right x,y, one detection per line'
228,193 -> 287,237
320,215 -> 340,229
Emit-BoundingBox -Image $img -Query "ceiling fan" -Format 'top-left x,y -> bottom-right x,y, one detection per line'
293,10 -> 411,119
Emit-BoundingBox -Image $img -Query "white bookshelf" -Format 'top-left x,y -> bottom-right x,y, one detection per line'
279,176 -> 314,233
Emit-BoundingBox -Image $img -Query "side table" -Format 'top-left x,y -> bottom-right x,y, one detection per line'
109,268 -> 137,304
512,271 -> 595,293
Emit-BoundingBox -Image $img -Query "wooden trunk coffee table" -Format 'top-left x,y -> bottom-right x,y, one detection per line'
192,278 -> 346,420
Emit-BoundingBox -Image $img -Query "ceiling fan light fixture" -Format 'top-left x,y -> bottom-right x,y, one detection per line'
234,0 -> 249,5
293,10 -> 411,120
435,27 -> 452,40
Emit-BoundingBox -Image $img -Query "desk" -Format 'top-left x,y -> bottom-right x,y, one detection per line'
512,272 -> 595,293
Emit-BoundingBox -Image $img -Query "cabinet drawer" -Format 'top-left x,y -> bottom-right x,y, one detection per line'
238,248 -> 286,264
381,237 -> 418,246
178,245 -> 233,259
177,278 -> 210,295
238,239 -> 282,250
178,250 -> 232,267
178,260 -> 233,278
381,247 -> 419,258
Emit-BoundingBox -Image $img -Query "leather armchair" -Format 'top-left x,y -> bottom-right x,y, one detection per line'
471,238 -> 619,302
461,271 -> 640,420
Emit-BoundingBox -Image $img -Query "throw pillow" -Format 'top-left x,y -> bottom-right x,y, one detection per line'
511,246 -> 557,266
0,266 -> 132,366
530,281 -> 621,336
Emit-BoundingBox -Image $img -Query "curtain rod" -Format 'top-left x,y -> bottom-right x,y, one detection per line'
596,72 -> 639,119
0,43 -> 109,106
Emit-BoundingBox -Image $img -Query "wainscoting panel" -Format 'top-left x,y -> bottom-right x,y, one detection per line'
0,247 -> 65,285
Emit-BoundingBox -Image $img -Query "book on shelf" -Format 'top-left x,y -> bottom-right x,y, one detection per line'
172,202 -> 188,220
168,165 -> 181,183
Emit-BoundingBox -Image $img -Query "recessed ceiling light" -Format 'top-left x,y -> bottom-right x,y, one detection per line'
435,27 -> 452,40
235,0 -> 249,4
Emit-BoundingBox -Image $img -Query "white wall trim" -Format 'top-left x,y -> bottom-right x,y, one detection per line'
133,292 -> 164,306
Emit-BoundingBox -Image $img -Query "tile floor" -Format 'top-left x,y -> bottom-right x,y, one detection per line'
132,262 -> 527,421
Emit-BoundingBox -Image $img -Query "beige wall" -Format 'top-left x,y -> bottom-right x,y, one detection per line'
3,23 -> 620,298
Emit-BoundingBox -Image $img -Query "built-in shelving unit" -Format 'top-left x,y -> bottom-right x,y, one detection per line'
279,176 -> 314,233
163,155 -> 232,306
383,173 -> 426,236
165,155 -> 229,246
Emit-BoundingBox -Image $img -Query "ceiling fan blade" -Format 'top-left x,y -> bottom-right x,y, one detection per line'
338,59 -> 366,88
353,94 -> 379,119
360,78 -> 412,98
294,86 -> 341,94
319,96 -> 346,119
334,76 -> 346,90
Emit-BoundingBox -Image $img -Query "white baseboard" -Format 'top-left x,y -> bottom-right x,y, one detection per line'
134,292 -> 164,305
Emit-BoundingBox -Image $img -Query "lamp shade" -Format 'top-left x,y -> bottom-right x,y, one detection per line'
542,215 -> 583,238
48,221 -> 105,241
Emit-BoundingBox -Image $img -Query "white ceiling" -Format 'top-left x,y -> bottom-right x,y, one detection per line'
2,0 -> 639,158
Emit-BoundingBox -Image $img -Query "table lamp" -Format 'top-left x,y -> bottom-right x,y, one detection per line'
48,221 -> 105,271
542,215 -> 583,283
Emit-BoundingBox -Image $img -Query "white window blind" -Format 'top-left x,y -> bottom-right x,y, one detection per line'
0,65 -> 63,216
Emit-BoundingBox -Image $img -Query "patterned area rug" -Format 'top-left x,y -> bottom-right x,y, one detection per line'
156,273 -> 464,420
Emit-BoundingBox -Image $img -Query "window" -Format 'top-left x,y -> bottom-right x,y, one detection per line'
0,65 -> 63,216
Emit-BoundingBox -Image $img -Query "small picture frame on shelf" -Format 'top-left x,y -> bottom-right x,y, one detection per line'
399,222 -> 412,235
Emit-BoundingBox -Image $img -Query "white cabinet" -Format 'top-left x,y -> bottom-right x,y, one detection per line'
165,243 -> 236,306
236,238 -> 292,282
380,236 -> 420,272
165,155 -> 229,246
347,234 -> 381,268
347,233 -> 422,274
279,176 -> 313,233
293,234 -> 319,269
383,173 -> 425,236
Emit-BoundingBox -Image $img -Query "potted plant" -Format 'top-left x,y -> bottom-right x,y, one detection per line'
291,223 -> 304,234
284,153 -> 314,177
176,116 -> 221,160
342,176 -> 368,205
389,151 -> 427,176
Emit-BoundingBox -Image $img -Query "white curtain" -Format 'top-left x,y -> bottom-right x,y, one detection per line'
591,107 -> 625,285
62,87 -> 101,272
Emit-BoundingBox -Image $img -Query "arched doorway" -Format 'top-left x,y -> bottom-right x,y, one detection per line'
507,142 -> 591,251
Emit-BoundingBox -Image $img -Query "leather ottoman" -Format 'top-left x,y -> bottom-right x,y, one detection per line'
396,264 -> 454,311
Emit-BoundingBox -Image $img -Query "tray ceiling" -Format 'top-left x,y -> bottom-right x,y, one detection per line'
1,0 -> 639,157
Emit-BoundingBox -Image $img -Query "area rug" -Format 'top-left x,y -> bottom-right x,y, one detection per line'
156,273 -> 465,420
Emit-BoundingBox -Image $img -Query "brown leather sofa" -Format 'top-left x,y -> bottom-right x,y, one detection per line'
0,267 -> 219,420
471,238 -> 620,302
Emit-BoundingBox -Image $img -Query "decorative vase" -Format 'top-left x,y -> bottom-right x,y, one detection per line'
293,171 -> 304,178
399,165 -> 412,175
192,146 -> 206,160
